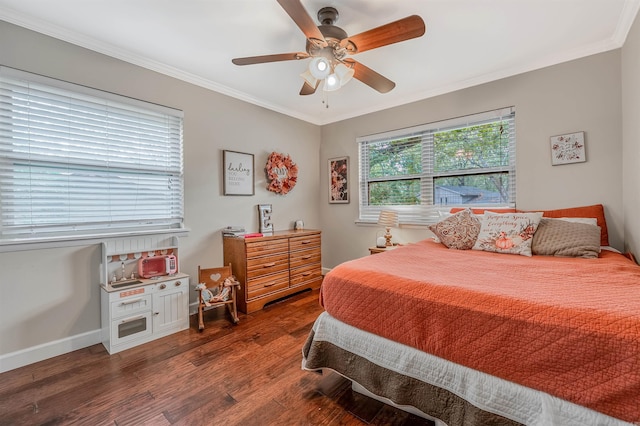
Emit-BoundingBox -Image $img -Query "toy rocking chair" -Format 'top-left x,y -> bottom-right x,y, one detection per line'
196,264 -> 240,331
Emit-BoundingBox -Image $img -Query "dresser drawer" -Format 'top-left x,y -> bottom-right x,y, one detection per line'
247,271 -> 290,299
290,263 -> 322,287
246,238 -> 289,258
247,253 -> 289,278
289,234 -> 320,252
289,249 -> 321,269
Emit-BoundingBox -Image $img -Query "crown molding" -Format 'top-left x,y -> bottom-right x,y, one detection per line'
2,2 -> 639,127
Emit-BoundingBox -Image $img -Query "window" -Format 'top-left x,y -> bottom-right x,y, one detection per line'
358,107 -> 515,224
0,67 -> 184,245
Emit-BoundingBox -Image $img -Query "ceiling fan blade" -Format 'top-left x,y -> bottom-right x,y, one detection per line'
300,80 -> 320,96
277,0 -> 327,47
340,15 -> 426,54
232,52 -> 309,65
345,59 -> 396,93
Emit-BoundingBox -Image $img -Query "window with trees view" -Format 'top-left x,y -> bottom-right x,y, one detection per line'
358,107 -> 515,224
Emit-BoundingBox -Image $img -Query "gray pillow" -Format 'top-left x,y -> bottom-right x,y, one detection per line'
531,218 -> 601,258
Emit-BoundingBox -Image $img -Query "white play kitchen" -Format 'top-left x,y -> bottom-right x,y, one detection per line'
99,236 -> 189,354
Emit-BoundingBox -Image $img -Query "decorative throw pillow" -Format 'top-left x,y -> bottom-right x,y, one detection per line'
472,212 -> 543,256
428,208 -> 481,249
532,218 -> 601,258
519,204 -> 609,246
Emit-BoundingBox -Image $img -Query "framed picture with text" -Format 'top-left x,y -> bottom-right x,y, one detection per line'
328,156 -> 349,204
223,150 -> 254,195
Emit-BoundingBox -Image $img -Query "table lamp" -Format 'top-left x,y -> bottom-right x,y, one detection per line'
377,210 -> 399,247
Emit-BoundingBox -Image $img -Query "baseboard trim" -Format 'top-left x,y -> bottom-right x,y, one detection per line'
0,329 -> 102,373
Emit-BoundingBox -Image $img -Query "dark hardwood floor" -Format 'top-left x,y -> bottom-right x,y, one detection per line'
0,289 -> 434,426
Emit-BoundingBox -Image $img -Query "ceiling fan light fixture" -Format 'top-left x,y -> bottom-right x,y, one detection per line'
334,63 -> 355,86
323,73 -> 341,92
309,57 -> 331,79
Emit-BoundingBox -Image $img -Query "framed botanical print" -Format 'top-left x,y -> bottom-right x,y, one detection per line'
328,156 -> 349,204
223,150 -> 254,195
550,132 -> 586,165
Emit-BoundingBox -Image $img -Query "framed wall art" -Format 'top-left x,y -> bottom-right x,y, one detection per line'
550,131 -> 586,165
328,156 -> 349,204
223,150 -> 254,195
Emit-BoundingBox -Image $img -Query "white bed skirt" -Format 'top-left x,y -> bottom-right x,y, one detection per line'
302,312 -> 633,426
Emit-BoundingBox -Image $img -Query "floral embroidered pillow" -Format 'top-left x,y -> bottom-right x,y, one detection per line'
472,212 -> 543,256
428,208 -> 481,250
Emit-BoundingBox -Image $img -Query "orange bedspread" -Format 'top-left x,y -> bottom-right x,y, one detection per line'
321,240 -> 640,423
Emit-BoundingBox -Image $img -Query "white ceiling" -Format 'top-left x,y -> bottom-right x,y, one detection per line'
1,0 -> 639,125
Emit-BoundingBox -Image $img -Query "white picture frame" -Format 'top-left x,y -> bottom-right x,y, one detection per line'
550,131 -> 586,165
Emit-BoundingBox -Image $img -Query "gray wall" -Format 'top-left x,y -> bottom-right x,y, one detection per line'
622,9 -> 640,256
0,21 -> 321,359
1,12 -> 638,367
320,51 -> 623,269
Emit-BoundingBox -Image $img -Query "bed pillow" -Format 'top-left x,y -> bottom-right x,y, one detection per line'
554,217 -> 598,226
532,218 -> 601,258
472,212 -> 543,256
518,204 -> 608,246
428,208 -> 481,249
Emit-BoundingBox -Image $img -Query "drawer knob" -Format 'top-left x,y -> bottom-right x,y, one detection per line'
159,284 -> 166,290
175,281 -> 182,287
263,262 -> 276,268
264,282 -> 276,287
301,255 -> 312,260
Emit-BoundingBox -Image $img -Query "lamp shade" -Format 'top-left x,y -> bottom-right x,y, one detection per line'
377,210 -> 399,227
334,63 -> 355,86
309,57 -> 331,79
323,73 -> 340,92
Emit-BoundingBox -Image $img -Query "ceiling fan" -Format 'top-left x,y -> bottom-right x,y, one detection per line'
232,0 -> 426,96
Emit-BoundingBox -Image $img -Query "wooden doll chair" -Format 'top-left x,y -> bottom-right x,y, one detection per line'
196,264 -> 240,331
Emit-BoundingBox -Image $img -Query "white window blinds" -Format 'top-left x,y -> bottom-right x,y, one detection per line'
0,67 -> 184,243
358,107 -> 516,225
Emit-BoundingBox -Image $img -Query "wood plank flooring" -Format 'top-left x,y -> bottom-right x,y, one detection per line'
0,289 -> 435,426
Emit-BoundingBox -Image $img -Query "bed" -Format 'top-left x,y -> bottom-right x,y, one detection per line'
302,205 -> 640,426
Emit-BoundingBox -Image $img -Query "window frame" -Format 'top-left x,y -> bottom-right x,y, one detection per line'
357,107 -> 516,225
0,67 -> 187,251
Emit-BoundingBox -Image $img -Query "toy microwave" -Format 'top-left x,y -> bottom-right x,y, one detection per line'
138,254 -> 177,278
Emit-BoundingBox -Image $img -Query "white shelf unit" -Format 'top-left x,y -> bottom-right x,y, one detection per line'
100,235 -> 180,286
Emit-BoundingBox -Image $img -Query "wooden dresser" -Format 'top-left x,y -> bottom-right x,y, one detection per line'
223,229 -> 322,313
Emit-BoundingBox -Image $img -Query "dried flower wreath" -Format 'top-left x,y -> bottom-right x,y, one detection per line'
265,152 -> 298,195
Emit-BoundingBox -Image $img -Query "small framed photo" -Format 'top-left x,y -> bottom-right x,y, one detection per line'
550,131 -> 586,165
328,156 -> 349,204
223,150 -> 254,195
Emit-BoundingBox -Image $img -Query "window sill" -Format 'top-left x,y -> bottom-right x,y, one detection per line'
0,227 -> 191,253
354,220 -> 431,229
